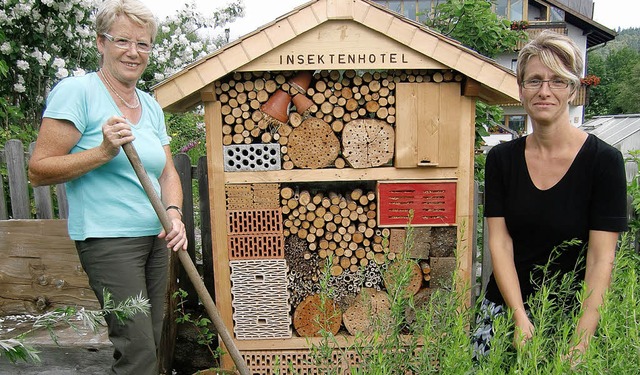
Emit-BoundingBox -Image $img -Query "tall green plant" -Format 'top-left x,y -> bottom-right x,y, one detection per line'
425,0 -> 526,58
423,0 -> 524,149
1,289 -> 150,364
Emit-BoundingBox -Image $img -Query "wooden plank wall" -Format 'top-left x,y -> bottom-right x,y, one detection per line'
0,219 -> 98,315
0,139 -> 68,220
0,140 -> 213,316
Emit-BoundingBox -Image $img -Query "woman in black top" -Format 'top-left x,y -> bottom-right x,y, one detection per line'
475,30 -> 628,359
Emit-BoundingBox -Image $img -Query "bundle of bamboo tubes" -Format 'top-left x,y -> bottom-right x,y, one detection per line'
280,186 -> 391,276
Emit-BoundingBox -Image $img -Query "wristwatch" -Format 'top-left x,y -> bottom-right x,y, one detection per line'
166,205 -> 183,218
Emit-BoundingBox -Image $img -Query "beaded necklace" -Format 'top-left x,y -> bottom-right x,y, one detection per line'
99,69 -> 140,109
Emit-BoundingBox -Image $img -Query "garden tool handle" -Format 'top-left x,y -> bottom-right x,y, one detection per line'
122,143 -> 250,375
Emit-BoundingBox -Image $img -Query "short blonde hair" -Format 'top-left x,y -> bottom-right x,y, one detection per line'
516,30 -> 583,94
96,0 -> 158,42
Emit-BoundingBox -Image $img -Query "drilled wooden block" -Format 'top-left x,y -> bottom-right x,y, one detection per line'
226,184 -> 281,209
252,196 -> 280,209
388,227 -> 430,259
230,259 -> 291,339
429,256 -> 457,288
411,227 -> 431,259
389,228 -> 405,254
430,226 -> 457,257
226,197 -> 254,210
377,181 -> 457,226
225,184 -> 252,195
252,183 -> 280,191
223,143 -> 281,172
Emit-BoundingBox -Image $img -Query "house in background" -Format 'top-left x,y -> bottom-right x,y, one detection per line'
371,0 -> 616,145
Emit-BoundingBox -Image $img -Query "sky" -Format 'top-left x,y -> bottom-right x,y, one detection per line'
140,0 -> 638,38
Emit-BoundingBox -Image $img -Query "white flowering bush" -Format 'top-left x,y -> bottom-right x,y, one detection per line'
149,0 -> 243,160
141,0 -> 243,91
0,0 -> 98,130
1,0 -> 243,144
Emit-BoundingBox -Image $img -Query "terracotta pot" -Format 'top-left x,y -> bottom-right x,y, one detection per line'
291,93 -> 314,114
260,89 -> 291,123
288,70 -> 312,93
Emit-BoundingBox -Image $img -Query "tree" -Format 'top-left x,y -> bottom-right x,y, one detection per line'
141,0 -> 244,91
586,46 -> 640,117
424,0 -> 526,149
425,0 -> 526,58
586,28 -> 640,117
0,0 -> 244,145
0,0 -> 97,134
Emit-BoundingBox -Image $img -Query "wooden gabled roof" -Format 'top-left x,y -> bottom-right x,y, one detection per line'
154,0 -> 519,112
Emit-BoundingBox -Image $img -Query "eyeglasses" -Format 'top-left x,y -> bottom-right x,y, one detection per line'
521,79 -> 571,90
102,33 -> 152,54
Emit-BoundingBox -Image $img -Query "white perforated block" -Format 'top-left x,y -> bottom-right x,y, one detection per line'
230,259 -> 291,339
223,143 -> 281,172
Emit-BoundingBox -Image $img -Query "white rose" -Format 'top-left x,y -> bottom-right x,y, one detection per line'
52,57 -> 66,69
16,60 -> 29,71
55,67 -> 69,79
0,42 -> 11,54
13,83 -> 26,93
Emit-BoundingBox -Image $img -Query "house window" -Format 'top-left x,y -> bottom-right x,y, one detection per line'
527,0 -> 549,22
489,115 -> 527,136
371,0 -> 447,22
388,0 -> 403,14
495,0 -> 525,21
550,6 -> 565,22
506,115 -> 527,135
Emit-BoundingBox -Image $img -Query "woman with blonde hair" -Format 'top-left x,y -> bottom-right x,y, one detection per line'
29,1 -> 187,373
474,30 -> 627,360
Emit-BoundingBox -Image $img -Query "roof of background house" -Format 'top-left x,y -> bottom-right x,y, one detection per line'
580,114 -> 640,145
544,0 -> 616,48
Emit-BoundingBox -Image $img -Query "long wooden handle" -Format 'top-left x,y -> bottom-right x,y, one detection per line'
122,143 -> 250,375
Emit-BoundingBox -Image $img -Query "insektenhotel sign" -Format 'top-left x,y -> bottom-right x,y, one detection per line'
237,21 -> 448,72
279,53 -> 410,66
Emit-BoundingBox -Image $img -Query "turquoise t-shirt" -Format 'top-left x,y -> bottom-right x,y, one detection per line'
43,72 -> 169,240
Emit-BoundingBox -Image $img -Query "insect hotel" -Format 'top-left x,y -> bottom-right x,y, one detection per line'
154,0 -> 518,372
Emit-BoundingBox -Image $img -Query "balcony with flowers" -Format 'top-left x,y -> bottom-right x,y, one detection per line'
570,75 -> 600,106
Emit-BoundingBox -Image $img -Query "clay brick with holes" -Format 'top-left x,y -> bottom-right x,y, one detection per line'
377,181 -> 457,226
227,209 -> 284,259
227,234 -> 284,259
227,209 -> 283,234
230,259 -> 290,340
241,349 -> 362,374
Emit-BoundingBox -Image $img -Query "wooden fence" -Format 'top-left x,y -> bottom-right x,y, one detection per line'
0,139 -> 212,314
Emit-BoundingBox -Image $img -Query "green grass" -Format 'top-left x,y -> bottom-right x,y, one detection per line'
304,232 -> 639,374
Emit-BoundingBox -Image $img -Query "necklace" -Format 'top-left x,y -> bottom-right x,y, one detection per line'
99,69 -> 140,109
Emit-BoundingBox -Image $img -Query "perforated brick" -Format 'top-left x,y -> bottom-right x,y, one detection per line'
230,259 -> 291,340
241,349 -> 362,374
227,209 -> 284,259
227,209 -> 283,234
227,234 -> 284,259
223,143 -> 281,172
